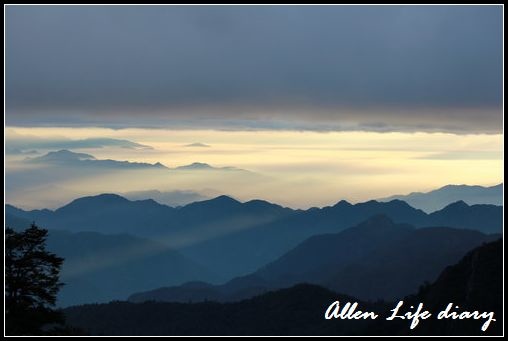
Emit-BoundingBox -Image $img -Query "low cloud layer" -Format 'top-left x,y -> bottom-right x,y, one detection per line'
6,5 -> 503,133
5,130 -> 152,154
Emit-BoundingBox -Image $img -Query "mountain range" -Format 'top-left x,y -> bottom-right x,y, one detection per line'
129,215 -> 499,303
25,149 -> 247,173
6,193 -> 502,282
63,239 -> 503,336
5,213 -> 213,307
379,183 -> 503,212
27,149 -> 168,170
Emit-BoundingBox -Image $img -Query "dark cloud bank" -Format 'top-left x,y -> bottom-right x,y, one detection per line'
5,5 -> 503,133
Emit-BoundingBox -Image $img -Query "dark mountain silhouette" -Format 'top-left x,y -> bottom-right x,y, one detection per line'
128,274 -> 270,304
64,240 -> 502,335
6,194 -> 502,280
66,284 -> 391,336
323,225 -> 499,301
255,215 -> 415,288
405,238 -> 502,335
128,215 -> 498,304
379,183 -> 502,212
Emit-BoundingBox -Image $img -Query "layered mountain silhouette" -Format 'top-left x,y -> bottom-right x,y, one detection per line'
64,239 -> 502,336
129,215 -> 498,303
6,193 -> 502,281
27,149 -> 168,170
5,214 -> 213,307
379,183 -> 502,212
25,150 -> 249,174
181,198 -> 501,278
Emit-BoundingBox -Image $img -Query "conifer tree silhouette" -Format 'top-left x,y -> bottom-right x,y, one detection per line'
6,223 -> 65,335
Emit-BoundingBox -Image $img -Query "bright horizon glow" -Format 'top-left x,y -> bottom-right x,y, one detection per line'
5,126 -> 503,210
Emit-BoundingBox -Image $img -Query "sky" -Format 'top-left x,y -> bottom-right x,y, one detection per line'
4,5 -> 504,209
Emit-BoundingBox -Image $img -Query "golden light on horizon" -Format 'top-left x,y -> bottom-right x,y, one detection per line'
5,126 -> 503,209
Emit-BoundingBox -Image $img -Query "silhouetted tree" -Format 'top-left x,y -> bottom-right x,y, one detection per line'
6,223 -> 65,335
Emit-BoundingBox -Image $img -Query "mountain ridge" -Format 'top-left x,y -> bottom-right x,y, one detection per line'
379,183 -> 502,212
6,193 -> 502,282
128,215 -> 498,304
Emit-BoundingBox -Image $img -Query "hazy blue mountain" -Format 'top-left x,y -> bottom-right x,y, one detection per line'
323,225 -> 499,301
52,230 -> 214,307
129,274 -> 270,304
174,162 -> 246,172
122,189 -> 209,207
5,212 -> 33,230
426,200 -> 502,234
68,240 -> 502,336
28,149 -> 96,162
180,199 -> 501,278
26,149 -> 168,170
5,194 -> 293,240
6,194 -> 502,281
54,230 -> 215,307
255,215 -> 414,287
129,215 -> 498,304
379,183 -> 502,212
26,150 -> 247,172
6,194 -> 176,237
5,214 -> 217,307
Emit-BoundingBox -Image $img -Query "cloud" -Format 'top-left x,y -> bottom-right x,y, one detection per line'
5,5 -> 503,133
416,151 -> 503,160
5,132 -> 152,154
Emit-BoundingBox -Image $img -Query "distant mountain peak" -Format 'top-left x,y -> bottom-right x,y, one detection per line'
29,149 -> 96,162
210,195 -> 240,204
184,143 -> 211,148
378,183 -> 502,213
25,149 -> 170,170
333,200 -> 352,208
443,200 -> 469,210
181,195 -> 241,210
175,162 -> 213,170
173,162 -> 246,172
153,162 -> 167,168
60,193 -> 130,210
